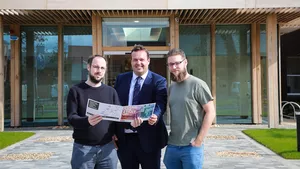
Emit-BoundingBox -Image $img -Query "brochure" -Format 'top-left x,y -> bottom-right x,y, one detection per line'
85,98 -> 155,122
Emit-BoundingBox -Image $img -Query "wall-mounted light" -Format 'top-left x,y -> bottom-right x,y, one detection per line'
134,20 -> 139,23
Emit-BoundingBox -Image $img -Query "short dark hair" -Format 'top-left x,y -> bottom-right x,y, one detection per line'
87,54 -> 106,65
131,44 -> 149,58
167,48 -> 186,58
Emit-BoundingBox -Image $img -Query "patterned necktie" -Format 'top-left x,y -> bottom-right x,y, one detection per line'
132,76 -> 142,105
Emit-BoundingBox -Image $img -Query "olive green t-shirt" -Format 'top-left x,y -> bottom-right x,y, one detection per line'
168,75 -> 213,146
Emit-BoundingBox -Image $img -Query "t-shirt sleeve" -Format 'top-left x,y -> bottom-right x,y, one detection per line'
196,81 -> 214,106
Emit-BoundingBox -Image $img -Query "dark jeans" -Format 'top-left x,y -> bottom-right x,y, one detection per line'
71,141 -> 118,169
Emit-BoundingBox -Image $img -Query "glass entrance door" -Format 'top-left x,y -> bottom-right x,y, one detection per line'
105,53 -> 168,87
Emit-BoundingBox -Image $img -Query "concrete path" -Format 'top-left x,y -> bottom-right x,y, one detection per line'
1,124 -> 300,169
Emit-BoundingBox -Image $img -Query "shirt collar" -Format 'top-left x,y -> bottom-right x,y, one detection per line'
132,71 -> 148,81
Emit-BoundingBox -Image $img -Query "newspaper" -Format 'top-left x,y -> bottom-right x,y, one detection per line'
86,98 -> 156,122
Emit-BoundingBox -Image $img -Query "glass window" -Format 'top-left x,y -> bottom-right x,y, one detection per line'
286,57 -> 300,95
63,26 -> 92,118
287,74 -> 300,95
179,25 -> 211,87
21,26 -> 58,125
102,18 -> 169,47
4,26 -> 10,126
215,25 -> 252,124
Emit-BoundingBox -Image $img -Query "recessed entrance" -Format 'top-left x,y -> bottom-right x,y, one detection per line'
104,51 -> 169,87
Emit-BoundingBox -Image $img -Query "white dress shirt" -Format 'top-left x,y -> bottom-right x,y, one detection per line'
124,71 -> 149,133
128,71 -> 149,105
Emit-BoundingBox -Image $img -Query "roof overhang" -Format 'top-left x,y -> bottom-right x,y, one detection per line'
0,8 -> 300,25
1,8 -> 300,34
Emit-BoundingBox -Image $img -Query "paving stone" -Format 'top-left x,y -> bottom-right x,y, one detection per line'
0,124 -> 300,169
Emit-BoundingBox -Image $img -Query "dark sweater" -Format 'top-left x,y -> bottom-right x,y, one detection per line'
67,82 -> 120,146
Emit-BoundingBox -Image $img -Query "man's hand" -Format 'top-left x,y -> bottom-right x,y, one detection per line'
88,115 -> 103,126
191,138 -> 202,147
112,135 -> 118,150
148,114 -> 158,125
130,117 -> 143,128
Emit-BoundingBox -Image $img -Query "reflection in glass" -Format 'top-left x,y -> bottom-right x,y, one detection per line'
215,25 -> 252,124
21,26 -> 58,125
102,18 -> 169,47
179,25 -> 211,87
63,26 -> 92,118
4,26 -> 11,126
106,54 -> 167,87
287,75 -> 300,94
106,54 -> 131,87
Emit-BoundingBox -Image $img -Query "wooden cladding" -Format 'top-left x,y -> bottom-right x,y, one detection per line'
266,14 -> 279,128
10,24 -> 21,127
1,8 -> 300,25
251,23 -> 262,124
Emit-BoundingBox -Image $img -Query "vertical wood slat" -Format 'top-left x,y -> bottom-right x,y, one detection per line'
92,14 -> 98,55
251,23 -> 262,124
14,25 -> 20,127
9,25 -> 15,127
169,14 -> 175,49
266,14 -> 279,128
92,14 -> 102,55
97,16 -> 102,55
0,16 -> 3,131
57,25 -> 64,126
211,23 -> 217,124
174,16 -> 179,49
10,24 -> 20,127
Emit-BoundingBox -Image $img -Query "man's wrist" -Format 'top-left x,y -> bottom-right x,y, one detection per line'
195,137 -> 203,145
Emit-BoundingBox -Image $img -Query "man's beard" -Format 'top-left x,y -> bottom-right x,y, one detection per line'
89,73 -> 102,84
170,68 -> 187,82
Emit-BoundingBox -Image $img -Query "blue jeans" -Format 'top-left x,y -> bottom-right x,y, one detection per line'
71,142 -> 118,169
163,144 -> 204,169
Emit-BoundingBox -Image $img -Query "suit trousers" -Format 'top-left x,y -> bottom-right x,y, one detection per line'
117,133 -> 161,169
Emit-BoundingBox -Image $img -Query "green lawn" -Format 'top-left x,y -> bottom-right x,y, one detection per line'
243,129 -> 300,159
0,132 -> 35,150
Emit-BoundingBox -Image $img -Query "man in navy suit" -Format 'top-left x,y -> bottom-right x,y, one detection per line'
114,44 -> 168,169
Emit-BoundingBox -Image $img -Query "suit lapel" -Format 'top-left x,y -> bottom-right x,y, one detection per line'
140,71 -> 152,96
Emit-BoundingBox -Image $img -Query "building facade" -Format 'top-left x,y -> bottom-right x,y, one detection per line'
1,0 -> 300,129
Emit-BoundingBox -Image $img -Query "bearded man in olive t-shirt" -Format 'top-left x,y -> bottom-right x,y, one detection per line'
163,48 -> 216,169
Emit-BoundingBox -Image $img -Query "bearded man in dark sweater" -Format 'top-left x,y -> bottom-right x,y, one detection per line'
67,55 -> 120,169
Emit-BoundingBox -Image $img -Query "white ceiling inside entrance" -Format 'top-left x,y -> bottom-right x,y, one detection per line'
281,17 -> 300,35
103,18 -> 169,42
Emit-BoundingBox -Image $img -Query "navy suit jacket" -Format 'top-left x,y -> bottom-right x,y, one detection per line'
114,71 -> 168,153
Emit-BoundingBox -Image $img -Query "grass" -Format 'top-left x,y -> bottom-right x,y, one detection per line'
0,132 -> 35,150
243,129 -> 300,159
